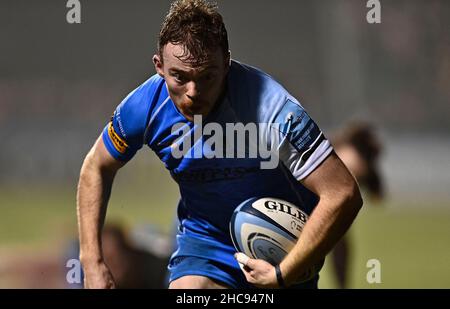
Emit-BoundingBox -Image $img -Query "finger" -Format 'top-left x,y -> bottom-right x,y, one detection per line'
245,257 -> 257,268
234,252 -> 250,267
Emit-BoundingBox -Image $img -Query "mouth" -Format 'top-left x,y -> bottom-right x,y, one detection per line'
177,102 -> 204,121
186,101 -> 207,112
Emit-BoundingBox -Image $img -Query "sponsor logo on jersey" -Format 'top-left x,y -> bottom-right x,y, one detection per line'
172,166 -> 260,183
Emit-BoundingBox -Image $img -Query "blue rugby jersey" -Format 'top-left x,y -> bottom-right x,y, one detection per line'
102,60 -> 333,268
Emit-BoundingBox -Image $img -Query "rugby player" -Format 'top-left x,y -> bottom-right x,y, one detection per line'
77,0 -> 363,289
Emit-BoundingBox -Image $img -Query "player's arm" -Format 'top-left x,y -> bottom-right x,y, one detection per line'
77,135 -> 125,288
236,98 -> 362,288
279,151 -> 363,286
236,152 -> 362,288
77,76 -> 157,288
273,100 -> 363,287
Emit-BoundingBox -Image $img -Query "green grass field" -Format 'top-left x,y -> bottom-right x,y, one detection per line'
319,204 -> 450,288
1,176 -> 449,288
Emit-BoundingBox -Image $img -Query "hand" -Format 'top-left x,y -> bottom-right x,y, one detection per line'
82,260 -> 116,289
234,253 -> 279,288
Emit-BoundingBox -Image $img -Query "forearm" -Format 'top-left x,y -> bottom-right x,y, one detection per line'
76,152 -> 116,264
279,188 -> 363,286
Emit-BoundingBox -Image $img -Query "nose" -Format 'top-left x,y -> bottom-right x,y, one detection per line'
186,81 -> 201,100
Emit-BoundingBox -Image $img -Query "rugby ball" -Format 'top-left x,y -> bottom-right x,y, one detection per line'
230,197 -> 323,283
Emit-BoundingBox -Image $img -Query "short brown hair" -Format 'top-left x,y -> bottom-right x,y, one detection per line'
158,0 -> 229,66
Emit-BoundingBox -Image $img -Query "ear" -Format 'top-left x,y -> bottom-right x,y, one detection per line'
153,54 -> 164,78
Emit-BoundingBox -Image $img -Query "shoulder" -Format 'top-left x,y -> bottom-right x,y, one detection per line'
117,74 -> 165,122
229,60 -> 289,95
102,74 -> 166,161
114,74 -> 166,139
228,60 -> 296,121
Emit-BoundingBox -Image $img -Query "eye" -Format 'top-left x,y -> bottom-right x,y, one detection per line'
172,72 -> 186,84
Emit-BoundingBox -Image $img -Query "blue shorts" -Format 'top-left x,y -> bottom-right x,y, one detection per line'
167,232 -> 319,289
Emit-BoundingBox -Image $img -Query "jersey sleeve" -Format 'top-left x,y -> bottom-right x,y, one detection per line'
101,76 -> 160,162
271,98 -> 333,180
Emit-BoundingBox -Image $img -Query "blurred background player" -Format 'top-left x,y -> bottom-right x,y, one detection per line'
64,222 -> 170,289
331,122 -> 384,288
